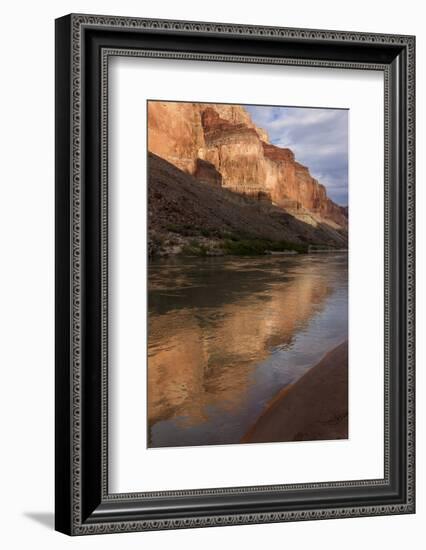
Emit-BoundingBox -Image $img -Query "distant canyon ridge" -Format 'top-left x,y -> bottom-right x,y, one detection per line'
147,102 -> 348,256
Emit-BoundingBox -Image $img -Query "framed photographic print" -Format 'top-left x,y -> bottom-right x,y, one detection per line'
55,14 -> 415,535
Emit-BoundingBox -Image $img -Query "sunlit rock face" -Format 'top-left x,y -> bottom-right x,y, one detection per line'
147,101 -> 347,228
147,101 -> 205,174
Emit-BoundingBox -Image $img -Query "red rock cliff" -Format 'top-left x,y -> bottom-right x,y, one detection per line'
147,102 -> 347,229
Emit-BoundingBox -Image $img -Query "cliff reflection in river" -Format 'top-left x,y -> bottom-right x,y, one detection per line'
148,253 -> 348,447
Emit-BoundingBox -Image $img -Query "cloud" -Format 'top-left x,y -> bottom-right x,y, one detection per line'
246,105 -> 348,205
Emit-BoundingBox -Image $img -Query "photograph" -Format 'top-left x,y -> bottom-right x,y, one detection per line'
0,0 -> 419,544
50,7 -> 415,539
147,100 -> 349,448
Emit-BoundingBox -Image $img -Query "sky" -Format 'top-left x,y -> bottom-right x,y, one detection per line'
246,105 -> 348,206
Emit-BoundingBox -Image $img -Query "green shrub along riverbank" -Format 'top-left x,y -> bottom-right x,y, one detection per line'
179,236 -> 308,257
149,228 -> 345,257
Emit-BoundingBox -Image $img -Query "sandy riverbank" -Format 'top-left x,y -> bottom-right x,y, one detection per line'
242,341 -> 348,444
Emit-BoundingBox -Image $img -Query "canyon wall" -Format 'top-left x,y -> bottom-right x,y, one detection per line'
147,101 -> 347,229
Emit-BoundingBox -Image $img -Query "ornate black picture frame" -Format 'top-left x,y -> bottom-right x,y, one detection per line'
55,13 -> 415,535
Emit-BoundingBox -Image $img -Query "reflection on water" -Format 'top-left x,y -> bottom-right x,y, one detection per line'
148,253 -> 348,448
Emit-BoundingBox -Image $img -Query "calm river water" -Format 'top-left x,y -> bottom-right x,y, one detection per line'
147,253 -> 348,448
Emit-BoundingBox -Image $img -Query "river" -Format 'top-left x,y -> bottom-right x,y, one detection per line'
147,253 -> 348,448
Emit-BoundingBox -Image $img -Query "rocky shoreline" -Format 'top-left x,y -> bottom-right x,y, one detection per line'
148,231 -> 308,258
242,341 -> 348,444
149,229 -> 347,258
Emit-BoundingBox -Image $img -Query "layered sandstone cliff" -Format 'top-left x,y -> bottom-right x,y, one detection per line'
147,101 -> 347,230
